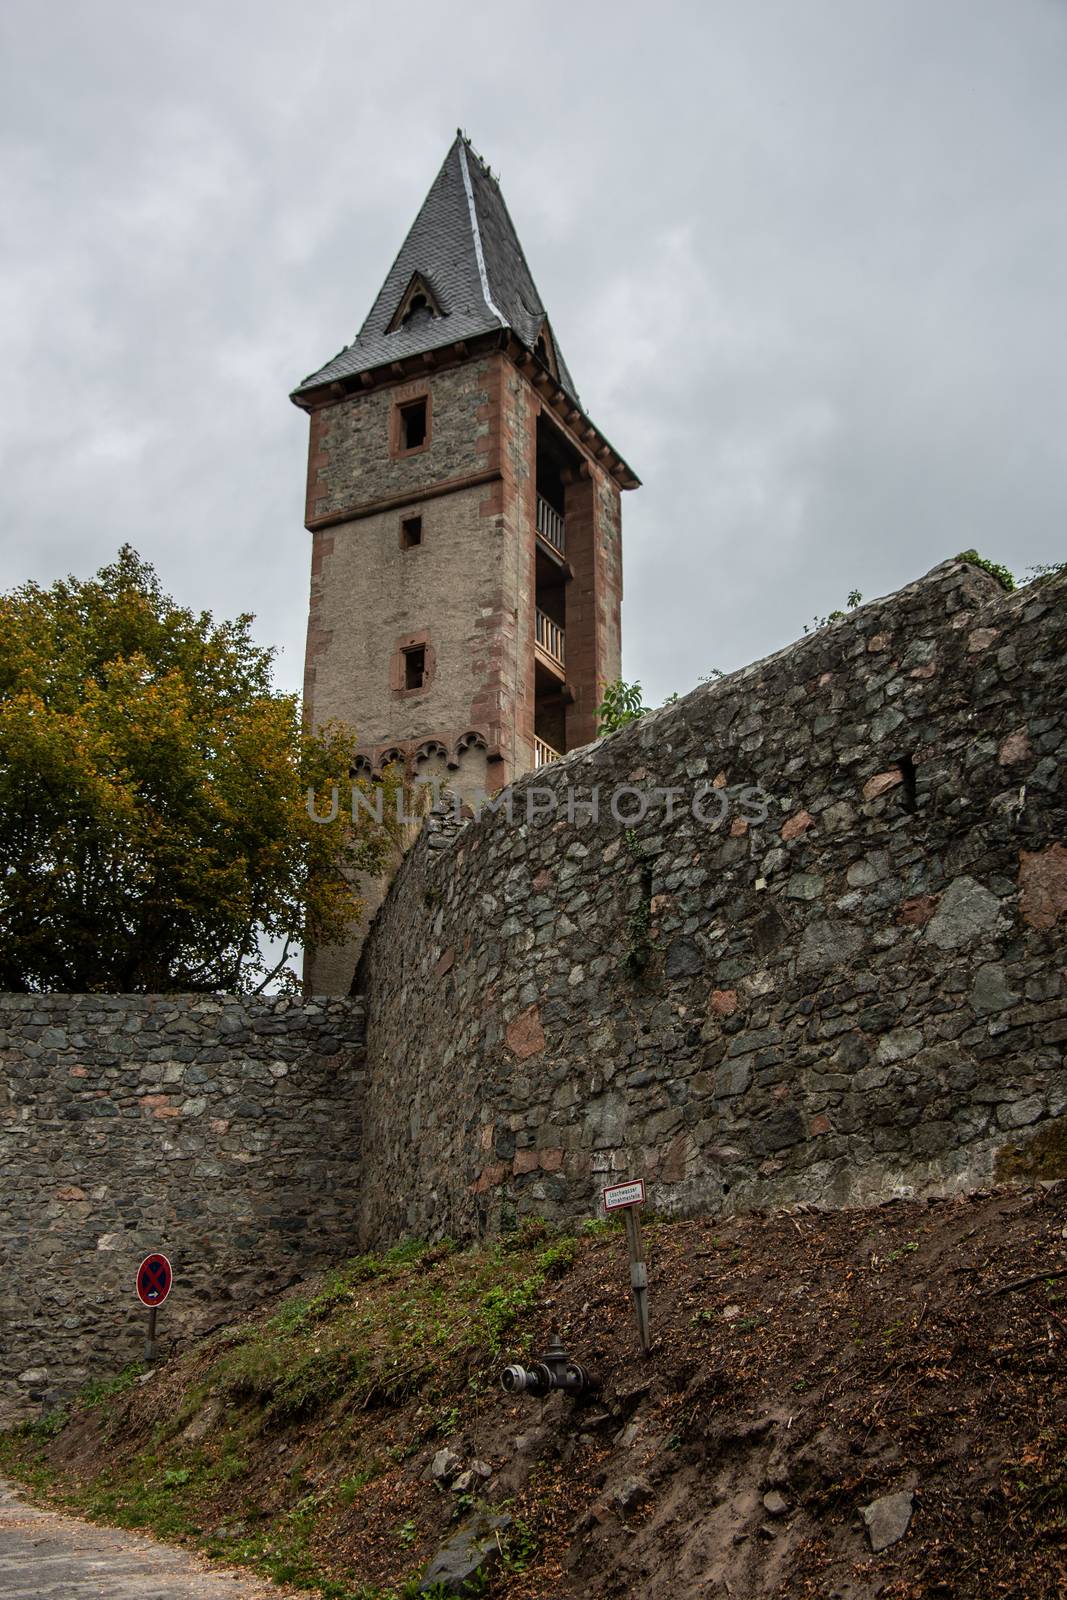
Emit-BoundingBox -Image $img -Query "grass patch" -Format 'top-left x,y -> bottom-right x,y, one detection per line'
0,1225 -> 585,1600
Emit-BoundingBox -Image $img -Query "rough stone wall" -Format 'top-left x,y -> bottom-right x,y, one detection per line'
305,360 -> 493,524
356,561 -> 1067,1247
0,996 -> 365,1425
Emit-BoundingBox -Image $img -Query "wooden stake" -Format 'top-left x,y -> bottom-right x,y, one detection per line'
623,1206 -> 651,1353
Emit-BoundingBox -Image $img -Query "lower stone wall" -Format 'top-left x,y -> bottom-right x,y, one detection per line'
356,560 -> 1067,1247
0,995 -> 365,1425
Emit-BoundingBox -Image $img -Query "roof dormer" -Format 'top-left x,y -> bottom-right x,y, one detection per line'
386,271 -> 445,334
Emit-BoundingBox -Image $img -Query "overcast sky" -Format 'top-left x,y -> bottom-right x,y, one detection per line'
2,0 -> 1064,708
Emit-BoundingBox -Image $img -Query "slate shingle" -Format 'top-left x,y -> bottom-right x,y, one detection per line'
292,135 -> 581,404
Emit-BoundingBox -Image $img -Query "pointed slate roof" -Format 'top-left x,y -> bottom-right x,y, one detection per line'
293,134 -> 581,404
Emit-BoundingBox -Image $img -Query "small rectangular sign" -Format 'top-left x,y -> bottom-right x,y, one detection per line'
603,1178 -> 646,1211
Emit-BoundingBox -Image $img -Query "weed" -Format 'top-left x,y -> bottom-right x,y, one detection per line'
11,1408 -> 68,1442
885,1242 -> 920,1264
505,1216 -> 549,1251
338,1461 -> 383,1502
77,1365 -> 144,1409
580,1216 -> 616,1237
434,1404 -> 461,1436
500,1515 -> 539,1574
395,1517 -> 417,1547
956,549 -> 1016,591
536,1237 -> 577,1279
479,1276 -> 543,1353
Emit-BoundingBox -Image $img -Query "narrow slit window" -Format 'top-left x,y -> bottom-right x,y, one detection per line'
398,398 -> 427,451
400,515 -> 423,549
898,753 -> 918,813
403,645 -> 426,691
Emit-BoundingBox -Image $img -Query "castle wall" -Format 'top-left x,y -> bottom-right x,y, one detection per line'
0,996 -> 366,1425
356,561 -> 1067,1246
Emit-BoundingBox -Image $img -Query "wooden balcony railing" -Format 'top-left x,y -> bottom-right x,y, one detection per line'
534,736 -> 562,767
535,608 -> 565,670
536,495 -> 565,555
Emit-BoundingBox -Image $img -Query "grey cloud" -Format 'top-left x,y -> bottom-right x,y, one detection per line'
1,0 -> 1063,707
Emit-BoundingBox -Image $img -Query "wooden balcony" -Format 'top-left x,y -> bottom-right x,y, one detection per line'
534,736 -> 562,767
535,608 -> 565,676
536,495 -> 565,555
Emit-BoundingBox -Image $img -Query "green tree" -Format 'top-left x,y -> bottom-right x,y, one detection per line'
0,546 -> 399,993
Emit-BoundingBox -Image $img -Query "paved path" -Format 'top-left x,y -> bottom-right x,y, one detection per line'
0,1479 -> 295,1599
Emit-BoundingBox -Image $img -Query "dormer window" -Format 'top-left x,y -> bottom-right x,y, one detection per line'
532,320 -> 560,379
386,272 -> 445,333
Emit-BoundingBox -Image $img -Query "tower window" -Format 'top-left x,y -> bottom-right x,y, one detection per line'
398,398 -> 427,451
403,645 -> 426,690
400,515 -> 423,549
402,294 -> 430,325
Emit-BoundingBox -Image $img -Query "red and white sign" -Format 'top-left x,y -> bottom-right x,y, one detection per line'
136,1253 -> 173,1307
603,1178 -> 646,1212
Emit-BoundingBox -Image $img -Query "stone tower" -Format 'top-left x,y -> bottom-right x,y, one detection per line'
292,133 -> 639,990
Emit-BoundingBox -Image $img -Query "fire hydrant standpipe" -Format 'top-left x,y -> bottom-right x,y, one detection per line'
500,1335 -> 591,1398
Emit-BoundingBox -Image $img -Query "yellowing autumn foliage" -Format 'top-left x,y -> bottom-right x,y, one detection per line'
0,546 -> 400,992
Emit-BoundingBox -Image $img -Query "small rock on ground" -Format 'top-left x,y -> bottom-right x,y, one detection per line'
861,1489 -> 915,1553
420,1512 -> 512,1596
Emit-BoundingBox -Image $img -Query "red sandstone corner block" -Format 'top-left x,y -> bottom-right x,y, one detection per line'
512,1149 -> 540,1174
899,895 -> 939,927
1018,844 -> 1067,932
139,1094 -> 179,1119
863,770 -> 903,801
661,1131 -> 690,1182
505,1003 -> 545,1059
998,729 -> 1032,766
434,947 -> 455,977
469,1162 -> 507,1194
967,627 -> 999,652
781,810 -> 815,841
710,989 -> 738,1017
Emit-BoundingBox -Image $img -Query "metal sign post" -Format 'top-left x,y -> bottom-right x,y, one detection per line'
603,1179 -> 650,1353
135,1253 -> 173,1362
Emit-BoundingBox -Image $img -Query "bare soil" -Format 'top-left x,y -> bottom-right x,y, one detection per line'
4,1186 -> 1067,1600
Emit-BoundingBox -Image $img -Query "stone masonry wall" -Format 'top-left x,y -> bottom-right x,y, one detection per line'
356,561 -> 1067,1247
0,996 -> 365,1425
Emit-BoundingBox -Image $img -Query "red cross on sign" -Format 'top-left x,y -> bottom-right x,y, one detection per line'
136,1253 -> 173,1307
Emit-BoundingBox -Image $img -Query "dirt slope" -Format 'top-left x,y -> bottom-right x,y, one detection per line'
3,1187 -> 1066,1600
